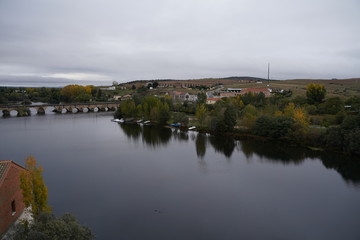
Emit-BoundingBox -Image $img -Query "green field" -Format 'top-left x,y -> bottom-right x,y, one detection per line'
226,78 -> 360,99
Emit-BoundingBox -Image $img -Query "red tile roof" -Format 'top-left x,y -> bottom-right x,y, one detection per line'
0,160 -> 26,187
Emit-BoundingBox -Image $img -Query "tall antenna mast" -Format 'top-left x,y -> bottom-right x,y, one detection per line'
267,63 -> 270,86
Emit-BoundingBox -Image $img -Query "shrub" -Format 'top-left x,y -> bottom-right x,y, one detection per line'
253,115 -> 294,139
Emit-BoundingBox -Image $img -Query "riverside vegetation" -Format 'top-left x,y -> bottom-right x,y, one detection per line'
1,81 -> 359,156
114,84 -> 360,156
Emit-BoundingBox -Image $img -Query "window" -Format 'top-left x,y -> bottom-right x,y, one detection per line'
11,200 -> 16,216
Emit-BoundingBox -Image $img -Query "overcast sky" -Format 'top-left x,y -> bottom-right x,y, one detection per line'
0,0 -> 359,86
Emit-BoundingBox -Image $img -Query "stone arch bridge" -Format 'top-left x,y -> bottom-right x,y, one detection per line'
0,102 -> 119,117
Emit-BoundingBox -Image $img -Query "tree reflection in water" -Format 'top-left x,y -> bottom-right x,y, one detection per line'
238,138 -> 360,187
208,135 -> 235,158
119,123 -> 142,140
195,133 -> 207,159
172,129 -> 189,142
118,124 -> 360,186
195,133 -> 208,172
119,124 -> 172,148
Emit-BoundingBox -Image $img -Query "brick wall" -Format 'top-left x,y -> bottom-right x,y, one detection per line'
0,164 -> 25,236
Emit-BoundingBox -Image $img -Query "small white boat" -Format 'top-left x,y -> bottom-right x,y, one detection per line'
113,118 -> 124,123
188,126 -> 196,130
143,120 -> 150,124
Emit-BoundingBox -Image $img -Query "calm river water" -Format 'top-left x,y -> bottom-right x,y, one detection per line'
1,113 -> 360,240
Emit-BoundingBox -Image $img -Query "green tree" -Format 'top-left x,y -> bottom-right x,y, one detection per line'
197,92 -> 207,104
318,97 -> 344,114
20,156 -> 51,217
306,83 -> 326,104
253,115 -> 294,139
344,128 -> 360,155
11,212 -> 94,240
118,99 -> 138,118
195,104 -> 207,127
172,112 -> 189,126
345,96 -> 360,111
223,106 -> 237,131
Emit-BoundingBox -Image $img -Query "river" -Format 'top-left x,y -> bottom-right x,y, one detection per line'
1,113 -> 360,240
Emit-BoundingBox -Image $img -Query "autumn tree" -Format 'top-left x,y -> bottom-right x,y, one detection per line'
60,85 -> 92,102
283,102 -> 309,128
20,156 -> 51,217
306,83 -> 326,104
240,104 -> 258,128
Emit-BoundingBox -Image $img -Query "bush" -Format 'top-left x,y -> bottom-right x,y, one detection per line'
172,112 -> 189,126
344,128 -> 360,155
10,212 -> 94,240
253,115 -> 294,139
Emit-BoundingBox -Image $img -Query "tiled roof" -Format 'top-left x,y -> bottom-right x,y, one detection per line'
0,160 -> 27,187
0,160 -> 11,182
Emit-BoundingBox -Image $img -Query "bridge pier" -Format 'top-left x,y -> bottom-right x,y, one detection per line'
2,110 -> 10,117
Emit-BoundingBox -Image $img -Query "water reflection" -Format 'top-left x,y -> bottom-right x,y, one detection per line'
208,135 -> 235,158
119,123 -> 142,140
321,154 -> 360,187
119,124 -> 172,148
195,133 -> 207,159
239,139 -> 308,164
237,138 -> 360,186
172,129 -> 189,142
117,124 -> 360,186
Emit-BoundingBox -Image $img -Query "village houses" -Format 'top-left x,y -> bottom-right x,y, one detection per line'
169,91 -> 198,102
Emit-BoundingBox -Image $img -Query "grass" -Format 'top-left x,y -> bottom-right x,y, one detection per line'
227,78 -> 360,99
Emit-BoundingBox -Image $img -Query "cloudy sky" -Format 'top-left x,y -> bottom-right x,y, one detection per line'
0,0 -> 359,86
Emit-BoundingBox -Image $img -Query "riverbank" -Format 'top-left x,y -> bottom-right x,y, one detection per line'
160,123 -> 360,157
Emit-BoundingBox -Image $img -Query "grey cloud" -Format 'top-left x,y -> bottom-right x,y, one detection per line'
0,0 -> 359,86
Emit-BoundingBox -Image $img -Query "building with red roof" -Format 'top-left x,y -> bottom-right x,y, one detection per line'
240,88 -> 271,97
0,160 -> 26,237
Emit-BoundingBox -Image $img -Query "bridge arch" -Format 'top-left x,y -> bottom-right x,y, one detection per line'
37,107 -> 46,115
71,108 -> 79,113
2,109 -> 10,117
10,110 -> 18,116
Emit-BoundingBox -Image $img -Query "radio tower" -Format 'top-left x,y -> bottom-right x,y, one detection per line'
267,63 -> 270,86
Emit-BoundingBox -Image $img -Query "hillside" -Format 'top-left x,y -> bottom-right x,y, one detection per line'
121,77 -> 360,99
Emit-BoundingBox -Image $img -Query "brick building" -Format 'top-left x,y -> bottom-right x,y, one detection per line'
0,160 -> 26,237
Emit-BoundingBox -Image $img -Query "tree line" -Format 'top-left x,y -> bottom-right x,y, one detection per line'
115,84 -> 360,155
0,85 -> 109,105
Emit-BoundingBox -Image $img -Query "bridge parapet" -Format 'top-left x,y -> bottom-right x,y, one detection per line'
0,102 -> 119,117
